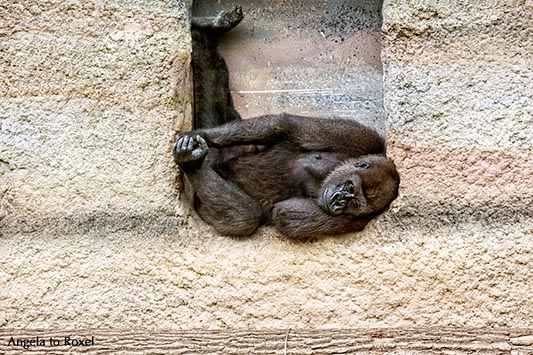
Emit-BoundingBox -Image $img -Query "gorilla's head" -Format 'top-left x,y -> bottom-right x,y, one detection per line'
318,155 -> 400,217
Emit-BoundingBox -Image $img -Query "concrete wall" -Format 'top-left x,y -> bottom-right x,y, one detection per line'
1,0 -> 532,329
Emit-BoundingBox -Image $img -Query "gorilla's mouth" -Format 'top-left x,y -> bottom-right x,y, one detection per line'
323,182 -> 356,216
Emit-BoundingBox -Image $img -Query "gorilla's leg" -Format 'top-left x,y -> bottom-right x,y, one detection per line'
192,6 -> 243,129
175,7 -> 257,237
174,135 -> 262,237
191,166 -> 262,237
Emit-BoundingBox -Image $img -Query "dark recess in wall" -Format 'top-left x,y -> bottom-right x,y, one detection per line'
192,0 -> 385,135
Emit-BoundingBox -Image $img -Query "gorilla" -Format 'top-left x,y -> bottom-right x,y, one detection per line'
174,6 -> 399,239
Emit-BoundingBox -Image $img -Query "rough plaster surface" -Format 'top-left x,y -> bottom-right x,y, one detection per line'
0,0 -> 192,223
1,0 -> 533,330
382,1 -> 532,235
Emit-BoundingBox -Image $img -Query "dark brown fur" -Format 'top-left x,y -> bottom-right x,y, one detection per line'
174,6 -> 399,239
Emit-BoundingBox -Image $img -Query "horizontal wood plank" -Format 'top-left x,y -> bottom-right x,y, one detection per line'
0,328 -> 532,354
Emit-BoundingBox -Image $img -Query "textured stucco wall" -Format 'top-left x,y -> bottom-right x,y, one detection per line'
1,0 -> 532,330
0,0 -> 192,226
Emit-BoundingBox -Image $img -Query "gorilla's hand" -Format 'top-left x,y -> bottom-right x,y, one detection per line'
321,181 -> 356,216
173,134 -> 208,166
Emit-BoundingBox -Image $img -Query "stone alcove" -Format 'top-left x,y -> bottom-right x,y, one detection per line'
192,0 -> 386,135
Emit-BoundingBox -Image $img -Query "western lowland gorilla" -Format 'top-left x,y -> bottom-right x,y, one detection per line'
174,6 -> 400,239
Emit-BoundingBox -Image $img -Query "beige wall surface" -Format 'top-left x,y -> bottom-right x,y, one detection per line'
1,0 -> 532,330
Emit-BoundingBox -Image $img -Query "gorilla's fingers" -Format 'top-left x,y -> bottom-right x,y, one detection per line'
196,135 -> 208,149
187,136 -> 195,151
177,137 -> 186,151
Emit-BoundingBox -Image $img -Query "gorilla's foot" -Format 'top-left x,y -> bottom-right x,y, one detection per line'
173,134 -> 208,167
192,5 -> 244,33
213,5 -> 243,31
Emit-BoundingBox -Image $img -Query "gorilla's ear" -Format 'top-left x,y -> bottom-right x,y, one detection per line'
355,161 -> 370,169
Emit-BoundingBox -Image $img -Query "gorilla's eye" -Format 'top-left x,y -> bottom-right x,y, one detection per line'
347,184 -> 355,194
355,162 -> 370,169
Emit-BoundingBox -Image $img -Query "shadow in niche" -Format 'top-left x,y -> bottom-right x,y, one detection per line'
192,0 -> 385,135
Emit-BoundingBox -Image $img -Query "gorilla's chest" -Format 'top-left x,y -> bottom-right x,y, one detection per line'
290,151 -> 345,197
221,145 -> 345,207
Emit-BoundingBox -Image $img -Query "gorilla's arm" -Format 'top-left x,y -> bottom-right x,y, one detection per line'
272,198 -> 370,240
192,113 -> 386,156
193,114 -> 290,147
174,135 -> 262,237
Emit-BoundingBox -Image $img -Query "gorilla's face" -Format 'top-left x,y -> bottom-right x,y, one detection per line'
318,156 -> 400,217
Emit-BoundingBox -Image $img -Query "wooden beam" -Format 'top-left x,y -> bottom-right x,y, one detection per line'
1,328 -> 532,354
